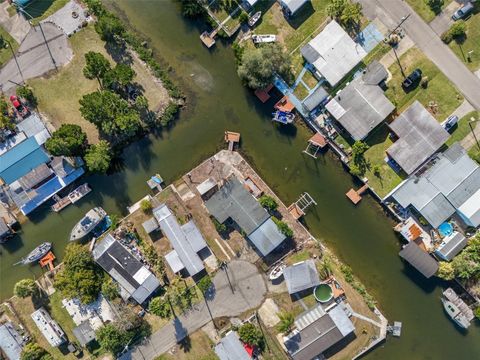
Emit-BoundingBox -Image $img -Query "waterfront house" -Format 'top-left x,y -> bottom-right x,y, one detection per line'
325,61 -> 395,141
214,331 -> 251,360
283,259 -> 320,295
0,321 -> 26,360
93,234 -> 161,305
388,143 -> 480,229
280,0 -> 310,17
434,231 -> 468,261
205,177 -> 286,257
0,113 -> 84,215
399,241 -> 439,278
154,203 -> 209,277
284,303 -> 355,360
386,101 -> 450,175
31,308 -> 66,347
300,20 -> 367,87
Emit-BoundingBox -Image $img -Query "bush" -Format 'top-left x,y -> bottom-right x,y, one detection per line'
96,324 -> 129,355
148,296 -> 171,318
16,86 -> 37,106
14,279 -> 37,298
21,343 -> 52,360
45,124 -> 88,157
140,199 -> 153,214
449,21 -> 466,38
238,323 -> 264,348
239,12 -> 248,24
101,277 -> 119,300
437,261 -> 455,281
196,275 -> 212,295
259,195 -> 278,212
212,217 -> 227,234
441,30 -> 452,43
276,311 -> 294,334
272,216 -> 293,238
159,102 -> 179,127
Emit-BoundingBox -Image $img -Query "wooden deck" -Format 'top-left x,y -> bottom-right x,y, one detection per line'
225,131 -> 240,151
200,31 -> 216,48
346,184 -> 369,205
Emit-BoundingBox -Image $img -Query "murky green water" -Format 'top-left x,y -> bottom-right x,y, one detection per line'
1,0 -> 479,358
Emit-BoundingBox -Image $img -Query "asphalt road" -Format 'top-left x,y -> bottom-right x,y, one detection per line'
119,260 -> 267,360
357,0 -> 480,110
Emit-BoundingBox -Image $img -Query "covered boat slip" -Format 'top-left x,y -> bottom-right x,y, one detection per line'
398,241 -> 438,278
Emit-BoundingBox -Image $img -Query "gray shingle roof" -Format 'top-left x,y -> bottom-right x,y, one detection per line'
214,331 -> 251,360
302,86 -> 328,112
72,322 -> 96,347
283,259 -> 320,294
387,101 -> 450,175
325,64 -> 394,140
248,217 -> 286,256
399,241 -> 438,278
154,204 -> 206,276
205,177 -> 270,235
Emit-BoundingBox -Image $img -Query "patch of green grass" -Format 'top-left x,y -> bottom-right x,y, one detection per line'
406,0 -> 452,22
293,82 -> 309,100
385,47 -> 463,121
0,26 -> 18,67
363,42 -> 391,65
445,111 -> 480,148
302,70 -> 318,88
49,292 -> 77,343
448,11 -> 480,71
363,124 -> 407,198
286,249 -> 311,265
24,0 -> 69,25
154,330 -> 217,360
468,146 -> 480,164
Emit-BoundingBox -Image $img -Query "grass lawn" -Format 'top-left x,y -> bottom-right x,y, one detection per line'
23,0 -> 69,25
286,249 -> 311,265
445,111 -> 480,148
448,11 -> 480,71
28,25 -> 169,143
363,42 -> 391,65
255,0 -> 330,52
302,69 -> 318,88
385,47 -> 464,122
293,82 -> 309,100
406,0 -> 452,22
154,330 -> 217,360
49,292 -> 77,344
0,25 -> 18,67
363,124 -> 407,198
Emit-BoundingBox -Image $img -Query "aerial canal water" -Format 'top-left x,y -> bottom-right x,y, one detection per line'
1,1 -> 479,358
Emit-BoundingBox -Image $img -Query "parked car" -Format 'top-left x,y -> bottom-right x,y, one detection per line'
443,115 -> 459,132
452,2 -> 474,21
9,95 -> 29,117
402,69 -> 422,89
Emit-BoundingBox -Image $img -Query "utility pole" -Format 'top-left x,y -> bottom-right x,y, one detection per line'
1,37 -> 24,82
221,261 -> 234,294
469,117 -> 480,151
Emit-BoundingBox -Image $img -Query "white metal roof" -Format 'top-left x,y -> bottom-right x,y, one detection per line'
165,250 -> 185,273
458,188 -> 480,227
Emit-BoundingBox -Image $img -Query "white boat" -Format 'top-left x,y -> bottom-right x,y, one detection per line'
16,242 -> 51,265
252,34 -> 276,44
269,263 -> 286,281
441,288 -> 474,329
248,11 -> 261,27
68,183 -> 91,204
69,207 -> 107,241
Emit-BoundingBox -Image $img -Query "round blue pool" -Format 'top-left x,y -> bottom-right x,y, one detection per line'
438,222 -> 453,237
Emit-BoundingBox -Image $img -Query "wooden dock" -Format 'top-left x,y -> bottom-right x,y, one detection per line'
346,184 -> 369,205
304,133 -> 327,158
225,131 -> 240,151
200,31 -> 216,48
39,251 -> 56,271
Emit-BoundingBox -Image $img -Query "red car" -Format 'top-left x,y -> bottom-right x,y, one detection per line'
10,95 -> 29,117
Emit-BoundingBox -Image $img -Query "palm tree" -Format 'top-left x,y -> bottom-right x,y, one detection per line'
276,311 -> 295,334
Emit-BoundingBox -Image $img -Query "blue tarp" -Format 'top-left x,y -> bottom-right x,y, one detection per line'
0,136 -> 49,184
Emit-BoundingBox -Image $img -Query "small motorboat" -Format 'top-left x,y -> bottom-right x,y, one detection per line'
70,207 -> 107,241
248,11 -> 262,27
68,183 -> 92,204
272,110 -> 295,124
252,34 -> 276,44
269,263 -> 286,281
16,242 -> 52,265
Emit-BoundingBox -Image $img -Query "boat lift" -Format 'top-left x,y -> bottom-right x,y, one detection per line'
288,192 -> 317,220
387,321 -> 402,337
304,133 -> 327,159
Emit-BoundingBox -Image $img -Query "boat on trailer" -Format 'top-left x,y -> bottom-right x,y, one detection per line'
252,34 -> 276,44
248,11 -> 262,27
16,242 -> 52,265
272,110 -> 295,124
69,207 -> 107,241
269,263 -> 286,281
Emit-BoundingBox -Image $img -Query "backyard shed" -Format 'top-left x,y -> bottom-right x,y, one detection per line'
434,231 -> 467,261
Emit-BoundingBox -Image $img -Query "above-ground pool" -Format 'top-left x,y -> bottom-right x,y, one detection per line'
314,284 -> 334,303
438,222 -> 454,237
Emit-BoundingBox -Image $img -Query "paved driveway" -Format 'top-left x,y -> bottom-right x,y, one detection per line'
356,0 -> 480,110
120,260 -> 267,360
429,1 -> 459,36
0,22 -> 72,92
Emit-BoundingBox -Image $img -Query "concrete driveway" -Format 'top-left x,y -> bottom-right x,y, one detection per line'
429,1 -> 460,36
0,22 -> 72,92
0,2 -> 30,43
356,0 -> 480,110
120,260 -> 267,360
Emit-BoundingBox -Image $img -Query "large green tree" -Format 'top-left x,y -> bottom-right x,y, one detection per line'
45,124 -> 88,157
14,279 -> 37,298
437,261 -> 455,281
79,90 -> 141,138
21,343 -> 52,360
83,51 -> 112,87
84,140 -> 112,173
54,243 -> 103,304
96,324 -> 129,355
238,323 -> 264,348
237,44 -> 292,90
148,296 -> 171,318
451,235 -> 480,280
94,13 -> 125,42
327,0 -> 363,27
104,63 -> 136,91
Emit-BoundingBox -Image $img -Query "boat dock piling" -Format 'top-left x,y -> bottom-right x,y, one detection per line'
304,133 -> 327,159
225,131 -> 240,151
288,192 -> 317,219
346,184 -> 369,205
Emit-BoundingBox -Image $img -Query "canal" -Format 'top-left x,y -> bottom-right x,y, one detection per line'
1,0 -> 479,358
